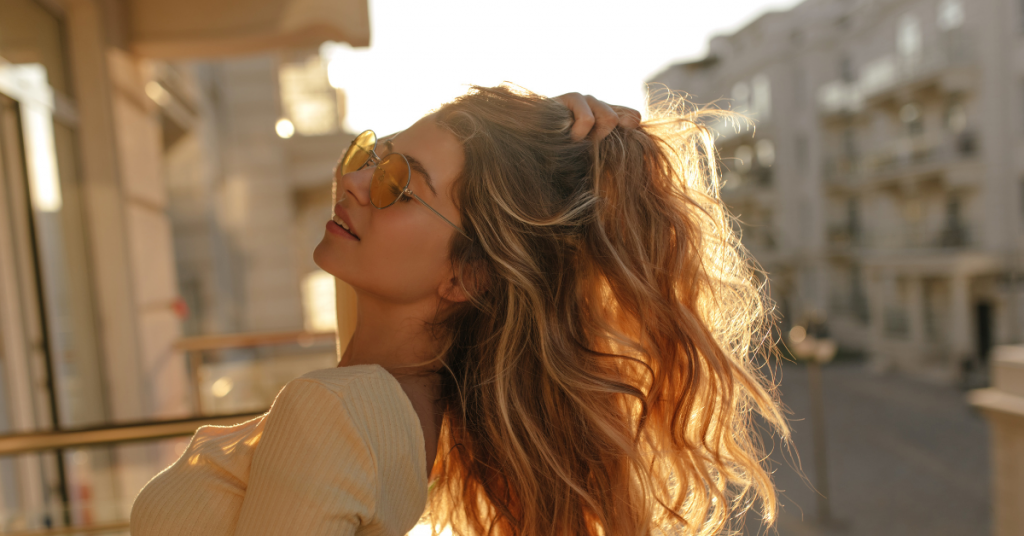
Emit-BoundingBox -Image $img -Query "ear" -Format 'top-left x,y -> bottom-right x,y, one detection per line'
437,273 -> 471,304
437,261 -> 488,304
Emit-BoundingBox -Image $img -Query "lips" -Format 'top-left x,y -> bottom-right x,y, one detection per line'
331,217 -> 360,240
332,205 -> 360,239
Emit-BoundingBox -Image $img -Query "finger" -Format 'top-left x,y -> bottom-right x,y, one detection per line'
585,95 -> 619,140
611,105 -> 642,130
555,92 -> 595,141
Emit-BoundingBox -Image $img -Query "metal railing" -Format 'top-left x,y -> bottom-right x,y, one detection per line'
0,410 -> 267,456
823,131 -> 979,187
3,521 -> 131,536
817,31 -> 975,116
0,329 -> 338,536
177,329 -> 336,415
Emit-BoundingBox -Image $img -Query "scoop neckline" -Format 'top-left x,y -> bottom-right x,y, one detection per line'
332,363 -> 429,484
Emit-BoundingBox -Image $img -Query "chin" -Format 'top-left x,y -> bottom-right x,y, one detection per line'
313,237 -> 346,280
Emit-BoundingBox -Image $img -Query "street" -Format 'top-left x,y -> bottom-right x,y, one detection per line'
742,361 -> 991,536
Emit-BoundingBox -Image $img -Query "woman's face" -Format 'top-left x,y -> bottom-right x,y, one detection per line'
313,116 -> 466,304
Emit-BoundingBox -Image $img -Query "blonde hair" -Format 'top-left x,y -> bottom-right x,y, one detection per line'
424,85 -> 788,536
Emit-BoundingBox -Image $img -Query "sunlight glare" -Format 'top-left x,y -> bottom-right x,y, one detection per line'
408,524 -> 453,536
322,0 -> 805,136
788,326 -> 806,344
275,118 -> 295,138
212,376 -> 234,398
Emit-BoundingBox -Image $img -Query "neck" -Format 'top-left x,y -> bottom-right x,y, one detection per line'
338,291 -> 444,378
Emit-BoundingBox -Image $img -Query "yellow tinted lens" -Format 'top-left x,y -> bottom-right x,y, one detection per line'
341,130 -> 376,175
371,154 -> 409,207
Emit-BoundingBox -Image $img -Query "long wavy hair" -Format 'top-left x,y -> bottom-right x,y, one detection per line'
422,85 -> 788,536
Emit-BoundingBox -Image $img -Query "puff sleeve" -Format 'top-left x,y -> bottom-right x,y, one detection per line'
231,378 -> 378,535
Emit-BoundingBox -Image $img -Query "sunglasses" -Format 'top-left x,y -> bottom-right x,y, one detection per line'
339,130 -> 471,240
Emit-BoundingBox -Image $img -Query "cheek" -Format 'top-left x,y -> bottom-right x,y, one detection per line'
375,223 -> 452,293
315,215 -> 454,302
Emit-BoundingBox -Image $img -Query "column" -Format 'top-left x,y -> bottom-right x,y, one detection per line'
949,274 -> 971,361
865,268 -> 889,369
907,276 -> 926,367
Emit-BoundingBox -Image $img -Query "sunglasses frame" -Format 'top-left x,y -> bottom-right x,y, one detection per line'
342,130 -> 472,240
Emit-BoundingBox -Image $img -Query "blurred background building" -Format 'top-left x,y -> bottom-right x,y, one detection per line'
0,0 -> 365,530
158,52 -> 351,340
650,0 -> 1024,384
651,2 -> 1024,532
1,0 -> 1022,534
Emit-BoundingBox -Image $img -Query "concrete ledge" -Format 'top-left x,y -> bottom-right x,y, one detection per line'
991,346 -> 1024,397
968,387 -> 1024,418
968,345 -> 1024,536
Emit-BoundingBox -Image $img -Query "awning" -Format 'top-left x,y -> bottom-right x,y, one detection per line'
128,0 -> 370,59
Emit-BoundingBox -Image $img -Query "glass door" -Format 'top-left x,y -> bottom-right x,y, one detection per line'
0,87 -> 67,531
0,0 -> 113,525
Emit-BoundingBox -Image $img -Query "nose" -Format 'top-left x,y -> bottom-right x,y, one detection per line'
334,163 -> 374,207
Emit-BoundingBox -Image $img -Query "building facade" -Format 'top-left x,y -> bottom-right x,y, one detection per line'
0,0 -> 367,530
156,51 -> 351,339
649,0 -> 1024,382
151,50 -> 354,415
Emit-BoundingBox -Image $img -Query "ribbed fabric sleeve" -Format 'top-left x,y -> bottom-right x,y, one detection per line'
232,378 -> 377,535
298,367 -> 429,535
129,365 -> 428,536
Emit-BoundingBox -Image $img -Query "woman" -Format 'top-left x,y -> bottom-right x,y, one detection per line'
131,86 -> 787,536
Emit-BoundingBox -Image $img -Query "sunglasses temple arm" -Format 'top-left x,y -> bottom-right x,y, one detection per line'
407,190 -> 472,240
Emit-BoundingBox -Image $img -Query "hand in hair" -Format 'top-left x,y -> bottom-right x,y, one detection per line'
554,93 -> 642,141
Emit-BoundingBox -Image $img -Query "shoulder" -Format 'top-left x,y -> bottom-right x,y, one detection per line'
296,363 -> 394,392
272,365 -> 405,441
272,364 -> 429,527
283,365 -> 427,473
292,365 -> 415,420
231,367 -> 402,533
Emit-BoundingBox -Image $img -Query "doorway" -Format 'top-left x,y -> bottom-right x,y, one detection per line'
975,301 -> 994,364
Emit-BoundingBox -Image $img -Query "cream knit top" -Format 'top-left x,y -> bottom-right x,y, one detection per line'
129,364 -> 429,536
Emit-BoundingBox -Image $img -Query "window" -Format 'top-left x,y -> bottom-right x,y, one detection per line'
734,144 -> 754,173
278,55 -> 341,137
944,100 -> 967,133
843,127 -> 858,160
940,197 -> 968,246
792,66 -> 805,106
851,264 -> 868,322
301,270 -> 337,332
755,139 -> 776,167
847,197 -> 860,238
946,198 -> 961,224
1020,179 -> 1024,227
900,102 -> 924,137
795,134 -> 808,173
1021,80 -> 1024,134
0,1 -> 109,526
897,14 -> 922,62
840,55 -> 856,83
937,0 -> 965,31
731,81 -> 751,113
752,74 -> 772,119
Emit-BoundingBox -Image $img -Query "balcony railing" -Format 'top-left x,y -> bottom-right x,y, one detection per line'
823,131 -> 978,188
0,329 -> 338,536
870,131 -> 977,178
176,329 -> 336,415
849,224 -> 972,251
817,31 -> 975,116
884,307 -> 910,337
826,224 -> 860,249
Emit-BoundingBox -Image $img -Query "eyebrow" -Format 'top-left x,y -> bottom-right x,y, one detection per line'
385,138 -> 437,196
